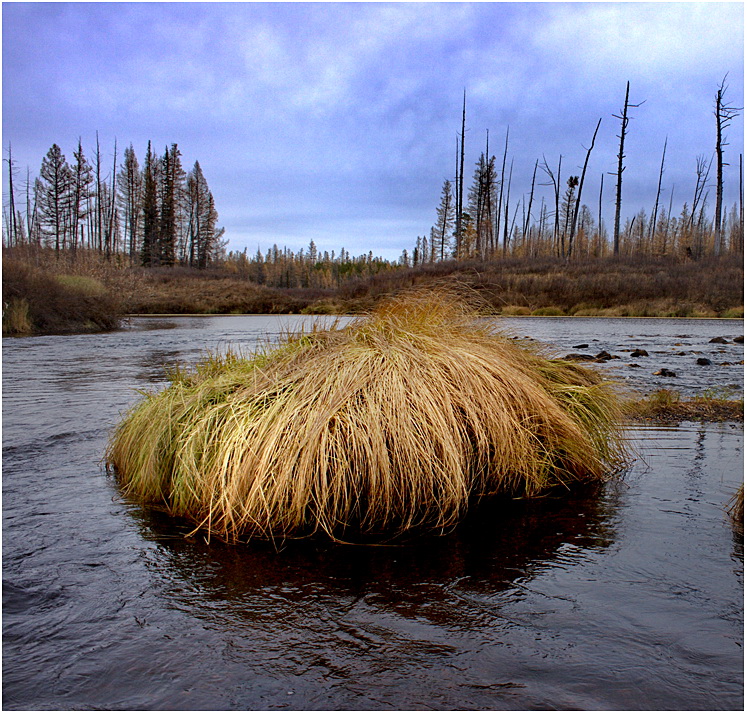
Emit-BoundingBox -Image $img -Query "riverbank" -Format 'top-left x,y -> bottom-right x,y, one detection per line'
624,389 -> 744,423
2,257 -> 122,335
119,254 -> 743,317
3,248 -> 743,322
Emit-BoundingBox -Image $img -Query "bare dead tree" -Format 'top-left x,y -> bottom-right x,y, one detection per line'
598,172 -> 604,248
612,81 -> 645,255
455,90 -> 466,259
509,198 -> 521,245
740,153 -> 744,241
105,139 -> 118,258
537,197 -> 547,257
454,134 -> 459,255
540,154 -> 563,257
503,158 -> 513,255
26,167 -> 38,245
650,137 -> 667,246
523,159 -> 538,245
664,184 -> 675,254
714,75 -> 742,255
481,130 -> 495,260
495,126 -> 509,256
568,117 -> 602,259
690,154 -> 713,227
5,142 -> 17,246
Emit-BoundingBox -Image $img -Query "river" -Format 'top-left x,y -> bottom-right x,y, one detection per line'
2,316 -> 743,710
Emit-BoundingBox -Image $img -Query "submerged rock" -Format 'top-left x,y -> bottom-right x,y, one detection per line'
653,368 -> 677,377
709,336 -> 729,344
594,351 -> 620,361
630,349 -> 649,358
563,353 -> 596,362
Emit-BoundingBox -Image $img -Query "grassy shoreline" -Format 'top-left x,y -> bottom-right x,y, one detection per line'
125,311 -> 746,319
4,249 -> 743,333
623,390 -> 744,423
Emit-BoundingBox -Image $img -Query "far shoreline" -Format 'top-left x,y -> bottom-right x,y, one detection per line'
125,312 -> 746,319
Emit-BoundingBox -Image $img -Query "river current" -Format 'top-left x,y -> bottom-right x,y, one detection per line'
2,316 -> 743,710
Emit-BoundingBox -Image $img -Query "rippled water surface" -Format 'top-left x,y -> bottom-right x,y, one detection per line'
3,316 -> 743,710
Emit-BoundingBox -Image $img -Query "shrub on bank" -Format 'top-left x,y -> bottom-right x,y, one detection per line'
107,290 -> 627,542
624,389 -> 744,422
2,259 -> 121,334
532,306 -> 566,316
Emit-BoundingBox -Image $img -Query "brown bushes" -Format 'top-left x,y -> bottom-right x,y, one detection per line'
2,258 -> 121,334
120,267 -> 326,314
624,389 -> 744,423
5,247 -> 741,318
339,255 -> 744,317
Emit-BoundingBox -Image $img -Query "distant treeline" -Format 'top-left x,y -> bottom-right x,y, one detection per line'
3,138 -> 226,268
224,243 -> 399,289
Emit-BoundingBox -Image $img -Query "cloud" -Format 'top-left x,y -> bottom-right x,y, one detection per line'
2,2 -> 743,260
529,2 -> 743,80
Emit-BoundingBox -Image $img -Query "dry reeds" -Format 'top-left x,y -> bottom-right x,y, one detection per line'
728,485 -> 744,534
624,389 -> 744,423
2,298 -> 33,335
107,290 -> 627,541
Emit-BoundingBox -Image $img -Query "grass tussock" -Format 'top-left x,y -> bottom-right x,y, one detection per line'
2,298 -> 33,335
624,389 -> 744,423
107,290 -> 628,542
728,485 -> 744,534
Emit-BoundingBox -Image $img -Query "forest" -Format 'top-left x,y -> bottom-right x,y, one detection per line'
3,138 -> 226,268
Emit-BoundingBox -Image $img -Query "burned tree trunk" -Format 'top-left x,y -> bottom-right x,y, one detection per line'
613,82 -> 644,255
568,117 -> 602,259
714,76 -> 741,256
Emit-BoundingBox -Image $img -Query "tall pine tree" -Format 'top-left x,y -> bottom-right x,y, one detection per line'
140,141 -> 159,266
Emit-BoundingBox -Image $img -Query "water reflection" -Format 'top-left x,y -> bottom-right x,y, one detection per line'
128,482 -> 620,633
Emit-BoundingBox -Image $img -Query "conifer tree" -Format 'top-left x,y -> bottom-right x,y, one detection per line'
158,145 -> 177,265
70,138 -> 93,253
38,143 -> 72,252
117,144 -> 142,261
186,160 -> 223,268
433,179 -> 455,261
141,141 -> 159,266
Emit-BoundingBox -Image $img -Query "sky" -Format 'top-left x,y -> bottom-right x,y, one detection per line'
2,1 -> 744,260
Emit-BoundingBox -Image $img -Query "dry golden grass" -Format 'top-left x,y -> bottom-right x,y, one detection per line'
2,298 -> 33,335
624,389 -> 744,423
107,290 -> 628,542
728,485 -> 744,534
